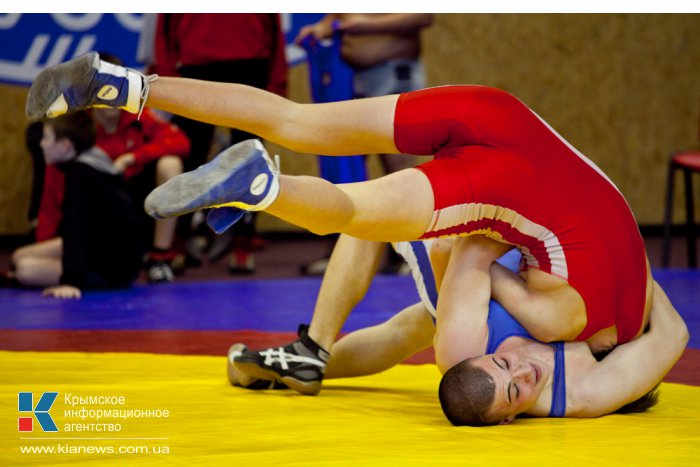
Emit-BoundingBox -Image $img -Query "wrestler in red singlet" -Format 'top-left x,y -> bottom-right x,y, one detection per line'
394,85 -> 647,343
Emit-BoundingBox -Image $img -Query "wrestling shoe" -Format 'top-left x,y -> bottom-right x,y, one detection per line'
207,207 -> 245,235
226,344 -> 288,390
26,52 -> 148,119
144,139 -> 280,219
228,249 -> 255,275
233,324 -> 329,395
145,261 -> 175,284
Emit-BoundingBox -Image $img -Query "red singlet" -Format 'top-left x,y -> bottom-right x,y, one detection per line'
394,85 -> 647,343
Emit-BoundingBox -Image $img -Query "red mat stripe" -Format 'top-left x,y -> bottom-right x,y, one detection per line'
0,329 -> 696,386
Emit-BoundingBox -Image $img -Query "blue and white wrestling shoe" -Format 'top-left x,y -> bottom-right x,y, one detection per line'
206,207 -> 246,234
144,139 -> 280,219
26,52 -> 147,119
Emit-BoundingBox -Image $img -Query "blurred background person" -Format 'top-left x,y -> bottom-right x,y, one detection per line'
151,13 -> 287,274
91,53 -> 190,284
295,13 -> 433,275
6,112 -> 144,298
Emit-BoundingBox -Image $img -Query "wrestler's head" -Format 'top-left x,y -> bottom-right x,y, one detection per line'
439,351 -> 548,426
40,111 -> 96,165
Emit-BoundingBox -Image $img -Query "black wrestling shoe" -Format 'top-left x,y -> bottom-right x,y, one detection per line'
233,325 -> 329,395
226,344 -> 288,390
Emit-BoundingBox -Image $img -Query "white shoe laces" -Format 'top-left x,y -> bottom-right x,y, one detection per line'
137,73 -> 159,120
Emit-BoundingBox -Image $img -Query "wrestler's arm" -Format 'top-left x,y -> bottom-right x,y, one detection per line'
570,281 -> 688,417
431,239 -> 581,343
148,78 -> 400,156
488,263 -> 585,342
433,236 -> 511,373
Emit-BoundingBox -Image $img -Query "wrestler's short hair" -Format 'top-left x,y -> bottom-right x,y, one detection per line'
46,111 -> 96,156
439,358 -> 500,426
615,384 -> 660,414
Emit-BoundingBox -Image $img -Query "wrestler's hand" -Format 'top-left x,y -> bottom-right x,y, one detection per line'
43,285 -> 82,299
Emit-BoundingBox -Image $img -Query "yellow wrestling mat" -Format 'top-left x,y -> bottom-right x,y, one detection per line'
1,351 -> 699,466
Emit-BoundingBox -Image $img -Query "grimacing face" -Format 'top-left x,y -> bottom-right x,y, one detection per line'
470,350 -> 550,424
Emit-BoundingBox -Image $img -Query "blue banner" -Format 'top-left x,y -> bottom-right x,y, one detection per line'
0,13 -> 325,86
0,13 -> 144,86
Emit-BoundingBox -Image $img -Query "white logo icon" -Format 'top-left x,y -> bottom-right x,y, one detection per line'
250,174 -> 268,196
97,85 -> 118,100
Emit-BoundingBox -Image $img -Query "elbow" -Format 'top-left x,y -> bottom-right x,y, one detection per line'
433,330 -> 464,374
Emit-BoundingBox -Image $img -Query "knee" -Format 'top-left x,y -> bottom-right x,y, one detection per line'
156,156 -> 183,184
13,258 -> 37,286
391,304 -> 434,343
10,249 -> 24,267
430,238 -> 454,263
11,244 -> 36,267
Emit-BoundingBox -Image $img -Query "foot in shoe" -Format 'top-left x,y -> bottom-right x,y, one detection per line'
144,139 -> 280,219
227,344 -> 288,390
233,324 -> 329,395
26,52 -> 145,119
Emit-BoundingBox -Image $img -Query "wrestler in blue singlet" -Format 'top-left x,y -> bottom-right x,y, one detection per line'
393,241 -> 567,417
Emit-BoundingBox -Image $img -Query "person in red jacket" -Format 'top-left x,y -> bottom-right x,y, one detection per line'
92,52 -> 190,283
91,105 -> 189,283
152,13 -> 287,274
29,54 -> 190,284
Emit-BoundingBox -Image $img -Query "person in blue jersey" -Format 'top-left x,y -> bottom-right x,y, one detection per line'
228,234 -> 687,426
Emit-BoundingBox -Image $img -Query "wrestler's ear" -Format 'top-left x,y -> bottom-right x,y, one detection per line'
499,416 -> 514,425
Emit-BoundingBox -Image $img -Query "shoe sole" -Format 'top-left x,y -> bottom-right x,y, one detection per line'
144,140 -> 274,219
227,344 -> 247,386
233,360 -> 321,396
26,52 -> 98,119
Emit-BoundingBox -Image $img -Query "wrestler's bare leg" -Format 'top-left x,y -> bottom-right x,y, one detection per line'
228,302 -> 434,387
267,169 -> 433,241
324,303 -> 435,379
230,234 -> 432,392
11,238 -> 63,287
148,78 -> 400,157
147,78 -> 434,241
307,235 -> 385,350
28,56 -> 434,241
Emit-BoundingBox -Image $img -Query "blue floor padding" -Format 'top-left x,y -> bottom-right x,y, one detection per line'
0,276 -> 419,334
0,270 -> 697,347
654,269 -> 700,347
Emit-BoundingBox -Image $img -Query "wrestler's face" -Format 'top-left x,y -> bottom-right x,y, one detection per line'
40,124 -> 74,165
471,350 -> 549,424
